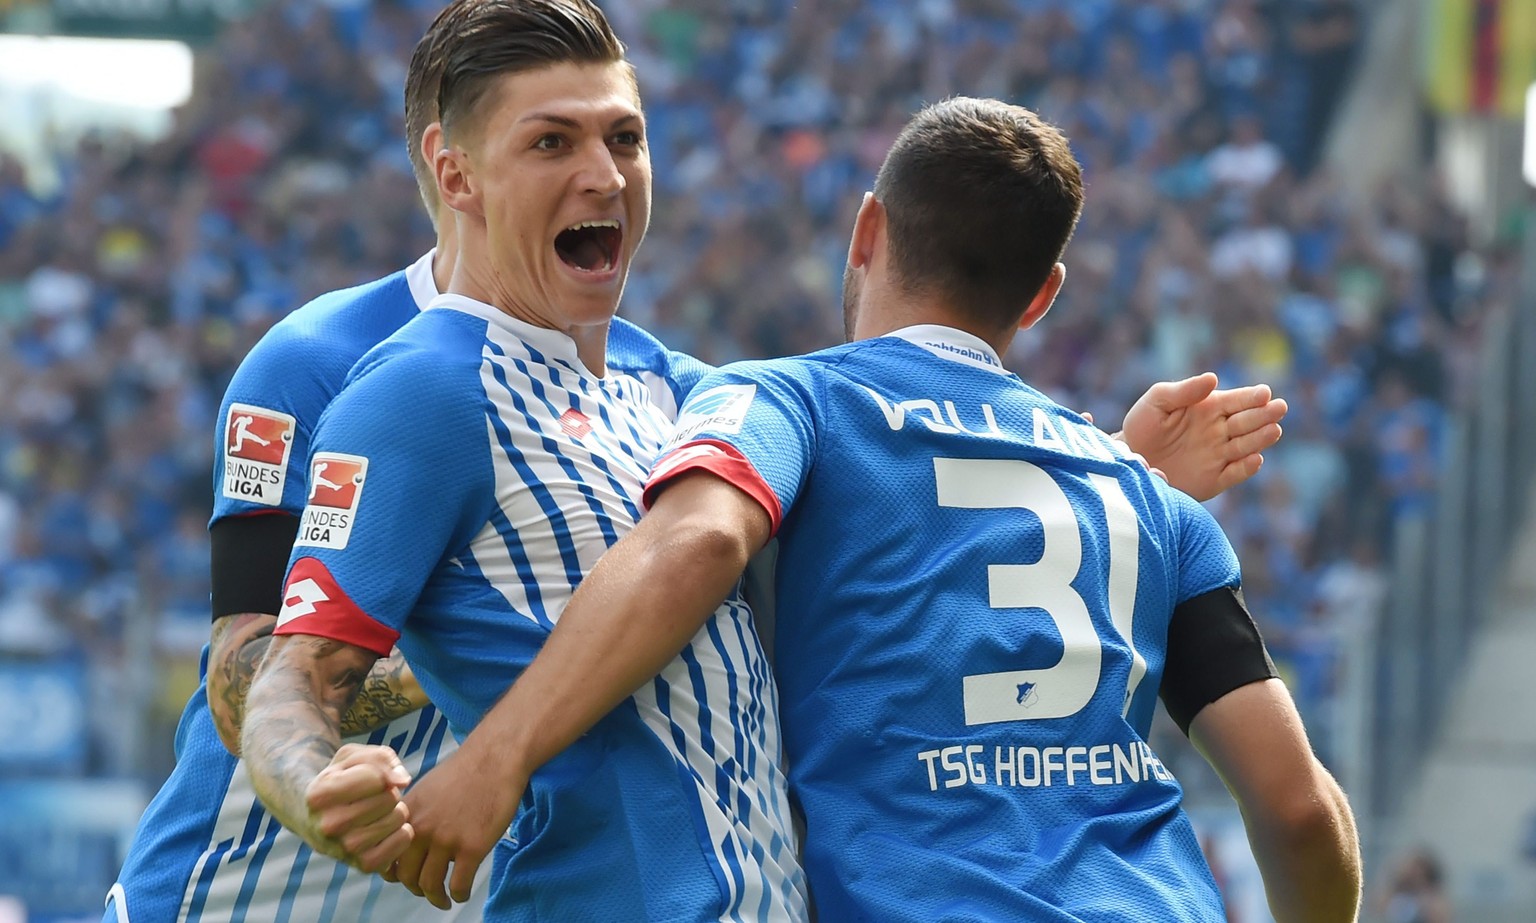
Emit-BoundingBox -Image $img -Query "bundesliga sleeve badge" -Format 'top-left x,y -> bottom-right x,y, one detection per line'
222,403 -> 296,505
295,453 -> 368,550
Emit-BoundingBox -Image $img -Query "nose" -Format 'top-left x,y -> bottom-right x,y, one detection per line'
578,140 -> 625,198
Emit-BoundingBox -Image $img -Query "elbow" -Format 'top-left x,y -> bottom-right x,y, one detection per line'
210,705 -> 243,757
660,514 -> 759,575
1259,767 -> 1359,857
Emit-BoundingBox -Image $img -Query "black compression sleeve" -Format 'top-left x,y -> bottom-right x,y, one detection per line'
210,513 -> 301,620
1159,586 -> 1278,736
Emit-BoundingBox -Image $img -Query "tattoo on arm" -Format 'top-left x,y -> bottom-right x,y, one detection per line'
242,635 -> 375,839
339,650 -> 420,737
210,615 -> 423,747
208,613 -> 277,753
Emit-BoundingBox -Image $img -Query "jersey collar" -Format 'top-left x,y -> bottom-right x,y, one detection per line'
404,248 -> 439,311
426,292 -> 600,379
883,324 -> 1008,375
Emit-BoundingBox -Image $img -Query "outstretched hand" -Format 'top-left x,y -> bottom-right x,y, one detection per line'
386,743 -> 521,910
302,743 -> 414,873
1119,373 -> 1287,501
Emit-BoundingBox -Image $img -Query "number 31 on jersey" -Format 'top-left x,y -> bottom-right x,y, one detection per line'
934,457 -> 1149,726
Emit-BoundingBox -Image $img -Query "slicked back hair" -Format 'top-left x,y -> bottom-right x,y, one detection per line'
404,0 -> 489,216
873,97 -> 1084,331
434,0 -> 627,144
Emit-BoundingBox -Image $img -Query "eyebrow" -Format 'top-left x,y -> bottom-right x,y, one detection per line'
520,112 -> 644,131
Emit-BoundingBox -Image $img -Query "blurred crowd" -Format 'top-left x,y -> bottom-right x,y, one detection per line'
0,0 -> 1524,792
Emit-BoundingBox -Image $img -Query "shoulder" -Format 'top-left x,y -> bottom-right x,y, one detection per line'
335,308 -> 493,414
240,272 -> 418,382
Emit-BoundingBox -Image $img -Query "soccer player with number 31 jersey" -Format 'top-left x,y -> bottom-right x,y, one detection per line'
436,97 -> 1364,923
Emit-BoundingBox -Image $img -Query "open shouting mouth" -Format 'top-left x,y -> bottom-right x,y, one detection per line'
555,219 -> 622,274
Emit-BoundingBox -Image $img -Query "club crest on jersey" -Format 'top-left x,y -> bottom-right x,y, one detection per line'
670,384 -> 756,444
222,404 -> 296,505
295,453 -> 368,550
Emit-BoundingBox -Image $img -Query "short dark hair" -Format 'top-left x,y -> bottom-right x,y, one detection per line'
404,0 -> 485,215
435,0 -> 627,142
873,97 -> 1084,330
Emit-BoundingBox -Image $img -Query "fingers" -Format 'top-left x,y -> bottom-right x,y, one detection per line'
308,754 -> 411,810
1225,398 -> 1288,438
1222,422 -> 1283,462
1150,372 -> 1219,410
418,846 -> 454,911
337,799 -> 409,856
449,853 -> 483,905
393,837 -> 429,899
315,787 -> 407,841
1215,454 -> 1265,494
354,821 -> 414,875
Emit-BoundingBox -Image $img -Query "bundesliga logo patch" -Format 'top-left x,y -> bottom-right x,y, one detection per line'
295,453 -> 368,550
222,404 -> 296,505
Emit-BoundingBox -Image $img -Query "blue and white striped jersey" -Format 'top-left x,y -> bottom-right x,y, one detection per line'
274,293 -> 806,923
108,252 -> 487,923
646,325 -> 1241,922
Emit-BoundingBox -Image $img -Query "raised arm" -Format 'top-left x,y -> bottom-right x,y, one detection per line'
389,471 -> 771,908
1118,373 -> 1287,500
1188,679 -> 1362,923
241,632 -> 414,873
206,516 -> 429,754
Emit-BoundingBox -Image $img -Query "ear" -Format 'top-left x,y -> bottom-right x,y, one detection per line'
846,192 -> 884,271
1018,262 -> 1065,332
435,137 -> 482,218
421,121 -> 445,169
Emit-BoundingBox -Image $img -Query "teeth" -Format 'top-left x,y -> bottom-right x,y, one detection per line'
568,219 -> 619,231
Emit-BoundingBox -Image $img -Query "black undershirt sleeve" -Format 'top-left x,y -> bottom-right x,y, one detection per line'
1159,585 -> 1278,736
210,513 -> 301,621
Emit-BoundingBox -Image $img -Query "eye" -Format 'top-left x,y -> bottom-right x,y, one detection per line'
533,134 -> 566,151
611,130 -> 643,148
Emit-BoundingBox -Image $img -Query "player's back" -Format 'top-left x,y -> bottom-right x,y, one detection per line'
108,254 -> 483,923
762,332 -> 1232,922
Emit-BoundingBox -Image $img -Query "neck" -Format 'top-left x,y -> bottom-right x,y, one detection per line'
448,227 -> 610,376
431,212 -> 458,293
855,292 -> 1015,358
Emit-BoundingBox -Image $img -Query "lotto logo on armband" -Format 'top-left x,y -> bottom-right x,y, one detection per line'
294,453 -> 368,550
222,404 -> 296,505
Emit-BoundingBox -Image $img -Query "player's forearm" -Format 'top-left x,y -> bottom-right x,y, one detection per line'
339,650 -> 427,737
211,617 -> 427,751
1246,769 -> 1362,923
242,636 -> 373,839
208,612 -> 278,755
465,509 -> 756,786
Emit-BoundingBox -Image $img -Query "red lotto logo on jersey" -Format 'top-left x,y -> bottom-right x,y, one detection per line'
221,404 -> 296,506
559,407 -> 592,440
296,453 -> 368,551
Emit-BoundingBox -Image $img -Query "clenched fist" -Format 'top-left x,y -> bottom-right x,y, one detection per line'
303,742 -> 415,873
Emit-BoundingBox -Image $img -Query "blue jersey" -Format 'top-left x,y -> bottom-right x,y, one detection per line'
274,293 -> 806,923
109,253 -> 478,923
646,325 -> 1241,922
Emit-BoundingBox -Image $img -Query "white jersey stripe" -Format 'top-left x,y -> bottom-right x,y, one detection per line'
501,348 -> 633,546
520,354 -> 647,524
270,844 -> 312,923
315,860 -> 347,923
482,342 -> 594,590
